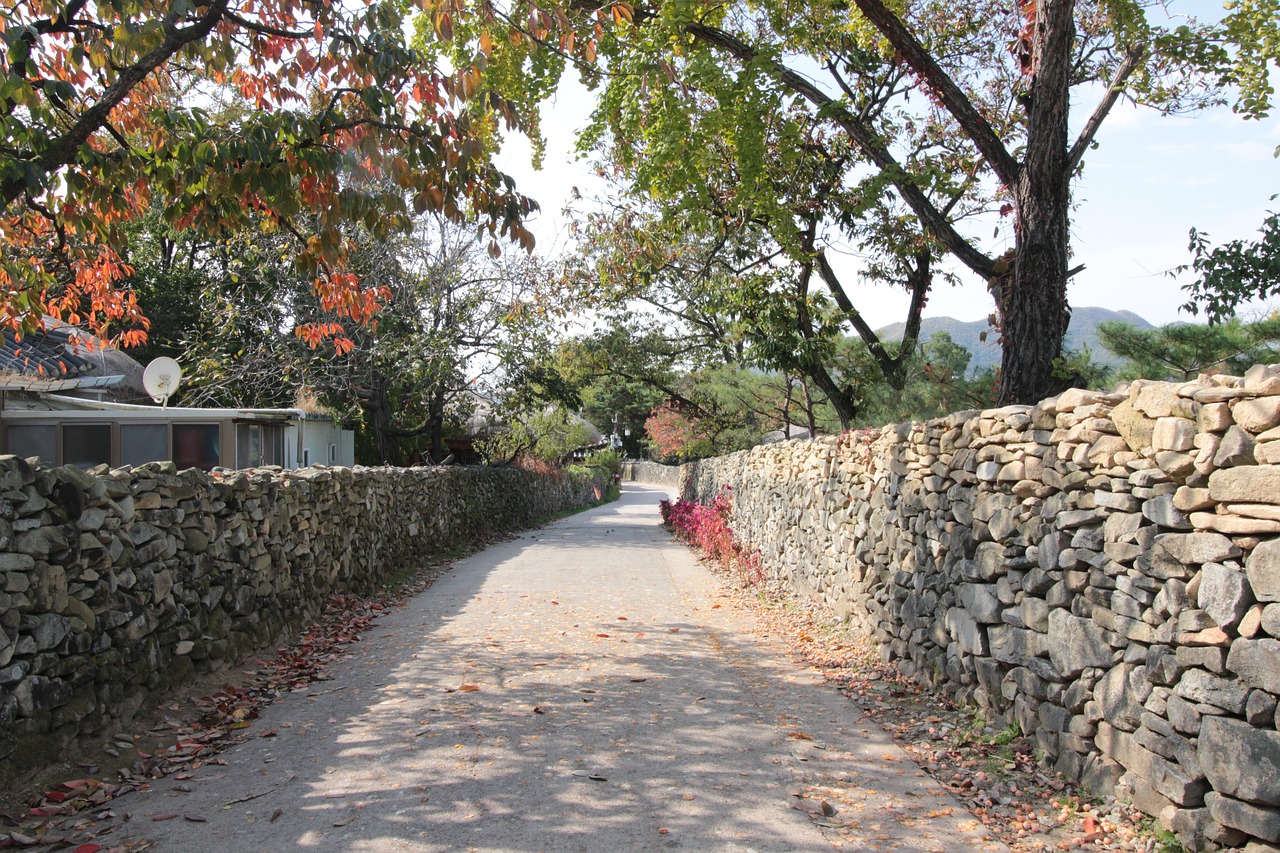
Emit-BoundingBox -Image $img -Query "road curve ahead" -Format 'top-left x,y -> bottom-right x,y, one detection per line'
109,483 -> 1007,853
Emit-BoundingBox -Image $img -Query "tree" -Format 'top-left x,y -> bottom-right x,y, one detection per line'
0,0 -> 536,349
1173,1 -> 1280,320
1097,317 -> 1280,380
1179,213 -> 1280,323
475,404 -> 599,465
428,0 -> 1219,405
154,213 -> 553,464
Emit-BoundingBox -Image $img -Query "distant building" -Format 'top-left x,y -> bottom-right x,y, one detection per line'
0,323 -> 353,470
1,393 -> 354,470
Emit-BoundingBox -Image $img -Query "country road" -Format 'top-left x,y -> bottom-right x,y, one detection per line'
101,482 -> 1006,852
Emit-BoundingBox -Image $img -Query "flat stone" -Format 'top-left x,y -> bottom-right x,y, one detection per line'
1211,466 -> 1280,504
1049,609 -> 1117,677
989,624 -> 1048,664
1113,400 -> 1156,454
1227,503 -> 1280,521
1200,716 -> 1280,806
1155,451 -> 1196,480
1191,513 -> 1280,535
0,553 -> 34,572
1097,663 -> 1143,731
1227,638 -> 1280,694
1135,384 -> 1183,419
957,583 -> 1001,624
1155,533 -> 1240,566
1174,486 -> 1215,512
1142,493 -> 1191,529
30,613 -> 70,651
1175,668 -> 1250,714
1199,401 -> 1235,433
1206,791 -> 1280,842
945,607 -> 987,656
1240,603 -> 1267,638
1154,418 -> 1196,452
1263,603 -> 1280,636
1197,385 -> 1249,403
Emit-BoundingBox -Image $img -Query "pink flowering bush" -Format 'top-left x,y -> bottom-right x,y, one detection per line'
659,488 -> 764,587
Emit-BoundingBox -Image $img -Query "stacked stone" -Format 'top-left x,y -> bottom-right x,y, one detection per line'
0,457 -> 605,783
663,366 -> 1280,851
623,461 -> 686,489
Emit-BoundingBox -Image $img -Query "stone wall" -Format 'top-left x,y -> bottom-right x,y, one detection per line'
0,458 -> 605,781
640,367 -> 1280,851
621,460 -> 685,489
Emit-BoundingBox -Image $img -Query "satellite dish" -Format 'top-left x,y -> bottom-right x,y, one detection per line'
143,357 -> 182,407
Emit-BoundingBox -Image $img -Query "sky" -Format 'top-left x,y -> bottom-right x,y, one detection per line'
494,3 -> 1280,330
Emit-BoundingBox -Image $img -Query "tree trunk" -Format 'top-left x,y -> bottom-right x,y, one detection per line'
804,362 -> 858,428
363,372 -> 400,465
428,385 -> 447,463
996,0 -> 1074,405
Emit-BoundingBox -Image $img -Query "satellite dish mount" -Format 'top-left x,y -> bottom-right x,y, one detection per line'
142,357 -> 183,408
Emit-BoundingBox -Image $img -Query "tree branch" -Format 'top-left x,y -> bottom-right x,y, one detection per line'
1,0 -> 231,206
1067,48 -> 1145,173
845,0 -> 1020,188
682,22 -> 997,280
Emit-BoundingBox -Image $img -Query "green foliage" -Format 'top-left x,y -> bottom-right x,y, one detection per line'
125,209 -> 556,465
1220,0 -> 1280,119
1097,318 -> 1280,381
584,449 -> 624,474
0,0 -> 535,346
1180,211 -> 1280,323
476,405 -> 600,465
428,0 -> 1225,404
849,332 -> 1001,426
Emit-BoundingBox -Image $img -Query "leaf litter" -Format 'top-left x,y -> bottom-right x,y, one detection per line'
1,543 -> 479,852
695,555 -> 1171,853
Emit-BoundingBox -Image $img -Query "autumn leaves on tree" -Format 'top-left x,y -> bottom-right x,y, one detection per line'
0,0 -> 535,352
0,0 -> 1254,407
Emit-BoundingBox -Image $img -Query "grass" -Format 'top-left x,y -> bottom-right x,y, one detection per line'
1137,818 -> 1186,853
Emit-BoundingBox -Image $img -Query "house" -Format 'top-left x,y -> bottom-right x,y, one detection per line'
0,323 -> 354,470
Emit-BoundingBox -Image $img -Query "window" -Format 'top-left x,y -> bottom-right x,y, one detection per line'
238,423 -> 286,468
236,424 -> 263,469
6,424 -> 56,464
173,423 -> 220,470
121,424 -> 168,466
302,447 -> 311,467
63,424 -> 111,468
329,442 -> 337,463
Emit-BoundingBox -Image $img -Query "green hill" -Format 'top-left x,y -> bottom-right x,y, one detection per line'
877,307 -> 1155,375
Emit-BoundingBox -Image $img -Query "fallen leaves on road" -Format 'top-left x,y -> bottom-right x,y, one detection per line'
3,550 -> 473,851
696,555 -> 1167,853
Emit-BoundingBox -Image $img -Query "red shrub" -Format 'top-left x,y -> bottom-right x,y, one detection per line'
659,488 -> 764,587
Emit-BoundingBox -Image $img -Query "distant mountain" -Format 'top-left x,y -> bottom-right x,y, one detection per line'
877,307 -> 1155,375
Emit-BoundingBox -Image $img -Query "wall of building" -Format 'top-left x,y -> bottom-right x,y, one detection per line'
638,368 -> 1280,851
0,460 -> 605,781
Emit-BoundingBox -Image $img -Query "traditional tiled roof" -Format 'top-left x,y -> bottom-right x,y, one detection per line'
0,324 -> 94,378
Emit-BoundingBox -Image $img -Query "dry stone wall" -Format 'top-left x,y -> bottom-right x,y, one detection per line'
0,458 -> 605,782
647,366 -> 1280,852
622,460 -> 686,489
